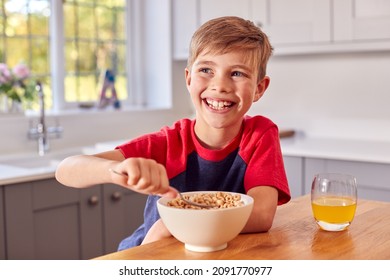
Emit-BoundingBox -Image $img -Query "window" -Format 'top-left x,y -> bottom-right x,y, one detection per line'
0,0 -> 128,111
63,0 -> 127,105
0,0 -> 51,108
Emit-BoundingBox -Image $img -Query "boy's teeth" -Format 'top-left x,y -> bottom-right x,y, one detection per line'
206,99 -> 232,110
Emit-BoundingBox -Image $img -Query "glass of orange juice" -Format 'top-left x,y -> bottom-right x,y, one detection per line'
311,173 -> 357,231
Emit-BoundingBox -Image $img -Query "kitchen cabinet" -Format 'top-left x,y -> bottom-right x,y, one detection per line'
282,155 -> 390,203
199,0 -> 251,23
251,0 -> 331,46
334,0 -> 390,42
172,0 -> 390,59
172,0 -> 253,59
1,179 -> 147,260
283,156 -> 304,198
0,187 -> 5,259
4,179 -> 103,260
172,0 -> 198,59
303,158 -> 390,202
172,0 -> 254,59
172,0 -> 331,58
102,184 -> 147,253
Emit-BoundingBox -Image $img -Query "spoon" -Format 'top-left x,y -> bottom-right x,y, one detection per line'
109,168 -> 213,209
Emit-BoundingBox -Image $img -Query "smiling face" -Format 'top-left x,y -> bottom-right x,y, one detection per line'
185,50 -> 270,144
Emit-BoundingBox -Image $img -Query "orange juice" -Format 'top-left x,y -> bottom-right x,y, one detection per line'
311,196 -> 356,224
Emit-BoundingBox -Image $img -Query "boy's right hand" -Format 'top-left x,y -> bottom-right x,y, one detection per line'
109,157 -> 178,198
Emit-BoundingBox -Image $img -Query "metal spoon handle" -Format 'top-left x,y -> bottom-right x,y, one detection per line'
178,192 -> 213,209
109,168 -> 126,177
109,168 -> 211,208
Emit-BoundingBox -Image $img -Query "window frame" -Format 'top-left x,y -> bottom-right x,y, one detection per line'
50,0 -> 134,111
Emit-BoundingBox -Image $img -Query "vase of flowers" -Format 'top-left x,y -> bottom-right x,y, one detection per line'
0,62 -> 36,114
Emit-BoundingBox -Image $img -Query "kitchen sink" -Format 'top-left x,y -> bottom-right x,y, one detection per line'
1,157 -> 61,169
0,148 -> 86,171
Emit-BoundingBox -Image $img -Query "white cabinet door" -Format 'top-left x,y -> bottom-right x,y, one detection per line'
252,0 -> 331,46
199,0 -> 251,24
172,0 -> 390,59
304,158 -> 390,202
283,156 -> 304,198
172,0 -> 198,59
334,0 -> 390,42
172,0 -> 252,59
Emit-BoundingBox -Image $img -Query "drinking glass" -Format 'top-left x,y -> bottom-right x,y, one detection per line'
311,173 -> 357,231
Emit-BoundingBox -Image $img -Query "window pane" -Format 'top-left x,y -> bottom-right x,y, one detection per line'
64,75 -> 77,102
31,38 -> 49,73
6,37 -> 29,65
65,74 -> 98,102
115,43 -> 126,74
97,41 -> 117,70
6,15 -> 27,37
5,1 -> 28,36
115,75 -> 126,100
64,0 -> 127,104
78,41 -> 96,72
0,37 -> 4,61
96,6 -> 112,41
78,74 -> 98,101
0,0 -> 50,110
64,4 -> 76,38
115,9 -> 125,41
78,5 -> 94,39
29,2 -> 49,36
65,40 -> 77,73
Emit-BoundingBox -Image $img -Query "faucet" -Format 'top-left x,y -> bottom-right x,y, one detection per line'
27,82 -> 63,156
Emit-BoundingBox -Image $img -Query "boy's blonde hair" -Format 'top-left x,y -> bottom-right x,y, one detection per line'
187,16 -> 273,81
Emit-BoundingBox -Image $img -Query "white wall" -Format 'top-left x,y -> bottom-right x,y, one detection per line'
172,51 -> 390,142
251,51 -> 390,141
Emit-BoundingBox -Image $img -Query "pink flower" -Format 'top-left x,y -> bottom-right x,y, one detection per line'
0,63 -> 12,84
12,63 -> 30,80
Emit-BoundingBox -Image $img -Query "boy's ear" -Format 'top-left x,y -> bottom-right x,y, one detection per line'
253,76 -> 270,102
185,68 -> 191,88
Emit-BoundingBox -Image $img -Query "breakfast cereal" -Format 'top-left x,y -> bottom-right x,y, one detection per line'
167,192 -> 244,210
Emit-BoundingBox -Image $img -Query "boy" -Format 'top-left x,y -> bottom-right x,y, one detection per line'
55,16 -> 291,250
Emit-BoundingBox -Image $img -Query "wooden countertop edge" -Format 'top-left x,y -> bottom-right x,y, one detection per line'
93,196 -> 390,260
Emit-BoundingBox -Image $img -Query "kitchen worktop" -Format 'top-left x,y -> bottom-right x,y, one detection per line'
95,195 -> 390,259
1,133 -> 390,185
281,135 -> 390,164
0,147 -> 92,185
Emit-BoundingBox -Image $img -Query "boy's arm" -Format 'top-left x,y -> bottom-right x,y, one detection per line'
141,219 -> 172,245
55,150 -> 178,198
242,186 -> 278,233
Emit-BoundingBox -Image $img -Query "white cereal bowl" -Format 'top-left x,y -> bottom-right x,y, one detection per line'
157,191 -> 254,252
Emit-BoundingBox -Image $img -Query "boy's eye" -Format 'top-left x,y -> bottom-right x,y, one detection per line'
232,71 -> 245,77
232,71 -> 248,77
200,68 -> 212,74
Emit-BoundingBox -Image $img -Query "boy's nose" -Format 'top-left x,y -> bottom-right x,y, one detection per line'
211,75 -> 232,93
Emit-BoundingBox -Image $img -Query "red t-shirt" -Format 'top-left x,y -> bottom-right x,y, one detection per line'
117,116 -> 290,203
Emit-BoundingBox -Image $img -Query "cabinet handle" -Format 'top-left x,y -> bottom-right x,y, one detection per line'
111,191 -> 122,201
88,195 -> 99,206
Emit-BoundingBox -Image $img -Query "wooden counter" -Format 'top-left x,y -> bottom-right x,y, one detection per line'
95,195 -> 390,260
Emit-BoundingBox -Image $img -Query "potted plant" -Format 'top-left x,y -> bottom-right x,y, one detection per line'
0,62 -> 37,114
